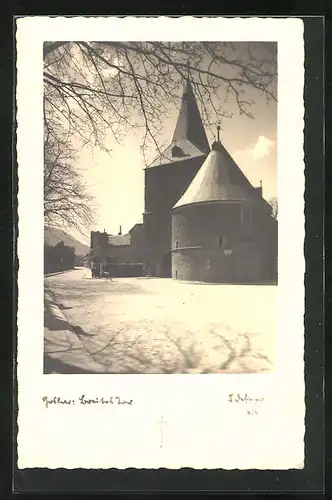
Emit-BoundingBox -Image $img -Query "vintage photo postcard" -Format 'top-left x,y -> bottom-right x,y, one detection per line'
16,16 -> 305,470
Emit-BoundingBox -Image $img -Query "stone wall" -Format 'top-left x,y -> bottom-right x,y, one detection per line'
144,155 -> 206,276
144,156 -> 206,213
171,202 -> 277,283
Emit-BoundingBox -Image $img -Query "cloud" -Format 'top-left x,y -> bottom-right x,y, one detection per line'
233,136 -> 276,168
250,136 -> 275,160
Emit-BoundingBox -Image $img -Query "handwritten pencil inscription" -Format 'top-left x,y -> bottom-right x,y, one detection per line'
42,395 -> 134,409
228,393 -> 265,416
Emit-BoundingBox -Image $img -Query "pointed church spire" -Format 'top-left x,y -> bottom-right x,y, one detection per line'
147,78 -> 210,168
171,79 -> 210,154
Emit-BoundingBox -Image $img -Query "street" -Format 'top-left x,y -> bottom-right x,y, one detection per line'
44,268 -> 276,374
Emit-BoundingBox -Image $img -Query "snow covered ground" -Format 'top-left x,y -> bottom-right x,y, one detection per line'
44,268 -> 277,374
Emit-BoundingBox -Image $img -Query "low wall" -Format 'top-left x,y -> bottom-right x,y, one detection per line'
103,263 -> 144,278
44,263 -> 74,275
172,246 -> 270,284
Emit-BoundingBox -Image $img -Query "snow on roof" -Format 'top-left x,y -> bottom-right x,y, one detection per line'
108,234 -> 131,246
173,141 -> 267,209
147,79 -> 210,169
148,138 -> 207,168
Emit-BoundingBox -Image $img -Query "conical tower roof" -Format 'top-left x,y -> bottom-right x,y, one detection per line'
147,79 -> 210,168
173,139 -> 265,209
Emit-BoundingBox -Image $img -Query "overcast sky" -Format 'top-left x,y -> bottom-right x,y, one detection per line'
71,43 -> 277,244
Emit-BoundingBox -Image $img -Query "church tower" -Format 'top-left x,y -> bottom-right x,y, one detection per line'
143,79 -> 210,277
171,130 -> 278,283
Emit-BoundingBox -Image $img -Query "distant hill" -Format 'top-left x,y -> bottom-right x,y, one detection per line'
44,227 -> 89,256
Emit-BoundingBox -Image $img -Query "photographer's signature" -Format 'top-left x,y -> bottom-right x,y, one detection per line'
228,393 -> 265,416
228,393 -> 265,404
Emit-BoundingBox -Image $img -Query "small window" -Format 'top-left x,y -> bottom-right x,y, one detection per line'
240,206 -> 252,224
171,145 -> 186,158
218,236 -> 224,247
175,241 -> 179,249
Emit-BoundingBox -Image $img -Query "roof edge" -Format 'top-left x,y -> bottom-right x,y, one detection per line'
172,199 -> 268,211
146,151 -> 208,170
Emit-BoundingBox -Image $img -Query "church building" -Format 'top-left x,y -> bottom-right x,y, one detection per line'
143,79 -> 210,277
91,79 -> 278,283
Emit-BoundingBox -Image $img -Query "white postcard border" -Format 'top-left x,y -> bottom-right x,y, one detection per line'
16,16 -> 305,470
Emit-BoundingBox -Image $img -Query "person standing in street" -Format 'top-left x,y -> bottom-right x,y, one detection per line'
91,261 -> 96,278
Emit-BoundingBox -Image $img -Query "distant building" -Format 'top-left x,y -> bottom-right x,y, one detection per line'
91,79 -> 277,283
44,241 -> 75,274
90,224 -> 145,276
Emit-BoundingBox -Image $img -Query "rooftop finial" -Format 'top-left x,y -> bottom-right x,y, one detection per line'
217,124 -> 221,142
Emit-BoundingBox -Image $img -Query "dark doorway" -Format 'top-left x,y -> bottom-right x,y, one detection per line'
160,252 -> 171,277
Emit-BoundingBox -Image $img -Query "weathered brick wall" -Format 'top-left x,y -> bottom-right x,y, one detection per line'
144,156 -> 206,213
90,231 -> 109,260
171,202 -> 277,283
130,224 -> 145,249
107,245 -> 133,263
142,211 -> 172,276
143,155 -> 207,276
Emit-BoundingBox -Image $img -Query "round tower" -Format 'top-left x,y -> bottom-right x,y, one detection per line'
171,134 -> 277,283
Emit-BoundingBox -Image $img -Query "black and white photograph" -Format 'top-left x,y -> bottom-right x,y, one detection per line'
16,16 -> 305,472
43,39 -> 278,375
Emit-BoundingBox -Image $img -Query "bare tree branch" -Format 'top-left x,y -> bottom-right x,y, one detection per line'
269,197 -> 278,220
44,130 -> 96,234
43,41 -> 277,161
43,41 -> 276,235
